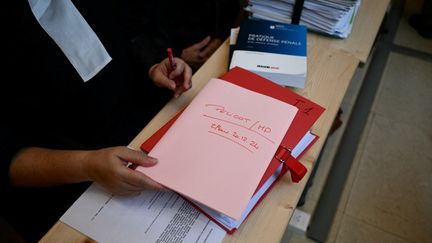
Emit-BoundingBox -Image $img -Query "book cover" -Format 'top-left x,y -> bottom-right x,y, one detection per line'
229,18 -> 307,88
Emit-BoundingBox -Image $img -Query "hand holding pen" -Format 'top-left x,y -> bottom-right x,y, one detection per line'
167,47 -> 177,70
148,48 -> 193,98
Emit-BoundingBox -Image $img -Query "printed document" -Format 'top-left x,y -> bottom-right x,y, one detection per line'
61,184 -> 226,243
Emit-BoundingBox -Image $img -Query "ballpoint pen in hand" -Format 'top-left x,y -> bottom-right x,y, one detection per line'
167,47 -> 177,70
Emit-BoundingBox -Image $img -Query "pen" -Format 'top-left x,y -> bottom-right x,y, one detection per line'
167,47 -> 176,70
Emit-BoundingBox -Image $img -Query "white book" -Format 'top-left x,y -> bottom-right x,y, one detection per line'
229,18 -> 307,89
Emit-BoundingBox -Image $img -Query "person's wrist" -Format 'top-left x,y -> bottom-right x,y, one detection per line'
80,150 -> 95,182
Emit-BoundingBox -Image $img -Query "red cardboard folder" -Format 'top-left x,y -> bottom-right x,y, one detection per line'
142,67 -> 324,183
140,67 -> 324,233
223,67 -> 324,182
141,112 -> 318,233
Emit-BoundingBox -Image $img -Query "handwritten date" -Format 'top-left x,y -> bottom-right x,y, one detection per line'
210,123 -> 259,151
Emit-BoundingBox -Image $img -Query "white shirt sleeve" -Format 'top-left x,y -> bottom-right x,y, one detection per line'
28,0 -> 112,82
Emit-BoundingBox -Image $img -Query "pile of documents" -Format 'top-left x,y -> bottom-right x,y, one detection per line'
61,68 -> 325,242
245,0 -> 362,38
139,67 -> 325,233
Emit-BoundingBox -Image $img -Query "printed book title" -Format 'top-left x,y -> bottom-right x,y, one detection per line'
247,34 -> 301,46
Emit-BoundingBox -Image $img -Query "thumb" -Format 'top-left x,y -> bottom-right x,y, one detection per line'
192,36 -> 211,50
156,75 -> 177,91
117,147 -> 158,167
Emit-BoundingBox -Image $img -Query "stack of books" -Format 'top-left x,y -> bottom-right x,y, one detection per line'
244,0 -> 362,38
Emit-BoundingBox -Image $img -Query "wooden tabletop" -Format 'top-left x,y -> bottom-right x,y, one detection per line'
40,0 -> 388,241
40,38 -> 359,243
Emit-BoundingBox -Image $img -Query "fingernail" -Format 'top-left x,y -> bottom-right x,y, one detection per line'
148,157 -> 158,163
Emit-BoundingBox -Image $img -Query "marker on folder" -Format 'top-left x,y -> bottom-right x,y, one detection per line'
167,48 -> 176,70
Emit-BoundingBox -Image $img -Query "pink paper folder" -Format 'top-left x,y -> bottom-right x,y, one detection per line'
142,115 -> 318,233
136,77 -> 298,220
140,67 -> 325,232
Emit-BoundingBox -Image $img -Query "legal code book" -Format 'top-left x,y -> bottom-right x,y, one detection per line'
229,18 -> 307,89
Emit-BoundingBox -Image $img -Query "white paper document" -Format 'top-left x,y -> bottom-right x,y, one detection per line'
246,0 -> 362,38
61,184 -> 226,243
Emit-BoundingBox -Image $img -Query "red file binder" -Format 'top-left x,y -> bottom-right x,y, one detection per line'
143,67 -> 324,182
140,67 -> 324,233
142,116 -> 318,233
224,67 -> 324,182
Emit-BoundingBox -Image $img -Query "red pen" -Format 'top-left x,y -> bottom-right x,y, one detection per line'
167,48 -> 176,70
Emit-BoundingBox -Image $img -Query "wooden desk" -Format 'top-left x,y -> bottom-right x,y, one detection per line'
40,0 -> 388,241
40,39 -> 358,243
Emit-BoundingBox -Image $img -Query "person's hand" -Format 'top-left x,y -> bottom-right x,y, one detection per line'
84,146 -> 164,195
180,36 -> 211,70
198,38 -> 222,61
149,57 -> 193,98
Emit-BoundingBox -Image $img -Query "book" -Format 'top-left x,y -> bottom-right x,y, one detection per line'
140,67 -> 325,233
136,69 -> 299,220
229,18 -> 307,88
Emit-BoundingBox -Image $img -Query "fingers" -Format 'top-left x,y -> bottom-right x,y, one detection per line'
149,58 -> 193,98
169,59 -> 186,79
169,59 -> 193,98
88,147 -> 167,195
120,168 -> 164,190
192,36 -> 211,50
199,47 -> 212,60
149,63 -> 177,91
162,77 -> 177,91
182,63 -> 193,89
114,147 -> 165,192
109,180 -> 160,196
199,38 -> 222,59
110,181 -> 144,196
116,147 -> 158,167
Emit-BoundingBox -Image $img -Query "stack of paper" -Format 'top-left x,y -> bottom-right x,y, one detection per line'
61,68 -> 325,241
245,0 -> 362,38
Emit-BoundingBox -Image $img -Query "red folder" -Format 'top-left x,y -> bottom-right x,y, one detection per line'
140,67 -> 324,233
142,113 -> 318,233
222,67 -> 324,181
142,67 -> 325,183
